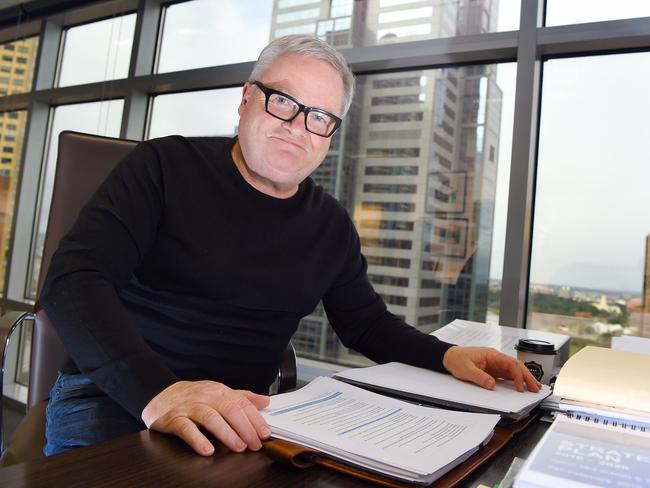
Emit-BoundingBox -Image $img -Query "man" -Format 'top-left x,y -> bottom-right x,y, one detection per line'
41,35 -> 539,457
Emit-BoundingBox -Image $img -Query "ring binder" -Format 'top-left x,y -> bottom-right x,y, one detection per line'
564,412 -> 647,432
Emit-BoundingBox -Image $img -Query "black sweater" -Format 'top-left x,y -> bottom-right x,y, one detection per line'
40,136 -> 453,420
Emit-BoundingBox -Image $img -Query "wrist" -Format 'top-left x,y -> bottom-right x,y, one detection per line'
141,380 -> 183,427
442,345 -> 460,372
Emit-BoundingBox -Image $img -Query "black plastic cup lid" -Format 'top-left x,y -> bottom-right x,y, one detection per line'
515,338 -> 556,354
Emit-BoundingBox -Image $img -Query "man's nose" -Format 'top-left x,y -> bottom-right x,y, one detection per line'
281,112 -> 307,133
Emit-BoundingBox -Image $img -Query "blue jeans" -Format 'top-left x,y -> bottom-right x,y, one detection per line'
44,372 -> 145,456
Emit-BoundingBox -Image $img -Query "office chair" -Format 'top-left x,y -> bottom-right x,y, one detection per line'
0,131 -> 296,467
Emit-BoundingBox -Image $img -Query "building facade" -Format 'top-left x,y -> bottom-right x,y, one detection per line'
0,36 -> 38,290
271,0 -> 502,365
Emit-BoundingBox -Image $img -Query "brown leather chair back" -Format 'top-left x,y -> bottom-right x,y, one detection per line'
29,131 -> 138,409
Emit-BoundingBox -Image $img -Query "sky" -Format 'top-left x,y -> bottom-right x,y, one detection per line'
40,0 -> 650,294
490,0 -> 650,293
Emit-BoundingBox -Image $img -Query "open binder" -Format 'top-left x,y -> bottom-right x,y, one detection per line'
264,413 -> 539,487
261,376 -> 540,487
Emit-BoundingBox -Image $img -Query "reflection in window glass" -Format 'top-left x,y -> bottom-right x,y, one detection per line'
58,14 -> 135,87
275,23 -> 317,37
147,88 -> 241,139
0,37 -> 39,96
158,0 -> 518,74
546,0 -> 650,26
28,100 -> 123,298
530,53 -> 650,354
0,110 -> 28,290
156,0 -> 273,73
184,0 -> 519,365
277,8 -> 321,23
378,7 -> 434,24
377,24 -> 432,41
293,63 -> 514,366
278,0 -> 318,8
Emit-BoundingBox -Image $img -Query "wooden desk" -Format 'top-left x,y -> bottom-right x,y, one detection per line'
0,420 -> 549,488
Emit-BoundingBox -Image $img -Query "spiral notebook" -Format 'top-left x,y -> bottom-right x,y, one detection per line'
514,414 -> 650,488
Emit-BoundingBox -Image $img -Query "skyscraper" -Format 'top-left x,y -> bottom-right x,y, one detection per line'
0,36 -> 39,289
269,0 -> 502,365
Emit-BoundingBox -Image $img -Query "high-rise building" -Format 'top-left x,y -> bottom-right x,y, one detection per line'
270,0 -> 501,365
0,36 -> 39,289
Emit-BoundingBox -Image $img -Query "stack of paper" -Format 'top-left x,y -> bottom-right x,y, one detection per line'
541,346 -> 650,428
262,377 -> 500,485
335,362 -> 551,421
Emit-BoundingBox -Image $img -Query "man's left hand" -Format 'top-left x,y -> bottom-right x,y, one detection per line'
442,346 -> 541,392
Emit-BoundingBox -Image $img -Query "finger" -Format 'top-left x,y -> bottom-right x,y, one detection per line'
463,363 -> 496,390
153,413 -> 215,456
238,391 -> 272,439
218,394 -> 267,450
506,360 -> 525,392
521,365 -> 542,392
189,403 -> 247,452
240,390 -> 271,410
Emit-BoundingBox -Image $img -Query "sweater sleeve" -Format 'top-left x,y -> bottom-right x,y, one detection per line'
40,141 -> 178,420
322,218 -> 455,373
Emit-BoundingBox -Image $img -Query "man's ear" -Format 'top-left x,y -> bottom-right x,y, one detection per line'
238,83 -> 252,116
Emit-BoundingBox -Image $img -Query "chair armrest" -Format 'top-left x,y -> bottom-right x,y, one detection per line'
0,310 -> 33,453
0,311 -> 33,382
277,342 -> 297,393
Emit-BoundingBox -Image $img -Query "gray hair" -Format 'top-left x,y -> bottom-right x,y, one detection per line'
249,35 -> 355,116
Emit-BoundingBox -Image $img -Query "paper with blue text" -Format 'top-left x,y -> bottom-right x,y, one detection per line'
262,376 -> 499,485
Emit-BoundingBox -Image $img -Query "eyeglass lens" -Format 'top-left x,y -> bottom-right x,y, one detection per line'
267,93 -> 336,136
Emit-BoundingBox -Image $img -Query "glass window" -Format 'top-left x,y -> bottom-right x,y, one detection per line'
27,100 -> 124,298
529,53 -> 650,353
330,0 -> 353,18
0,37 -> 38,96
0,110 -> 28,291
293,63 -> 515,366
278,0 -> 318,8
378,7 -> 434,24
57,15 -> 136,87
156,0 -> 273,73
276,8 -> 321,23
147,88 -> 242,139
158,0 -> 518,74
546,0 -> 650,26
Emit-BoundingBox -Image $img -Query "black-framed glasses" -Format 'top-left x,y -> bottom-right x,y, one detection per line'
252,81 -> 342,138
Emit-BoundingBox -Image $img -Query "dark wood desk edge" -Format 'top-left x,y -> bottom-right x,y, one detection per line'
0,418 -> 551,487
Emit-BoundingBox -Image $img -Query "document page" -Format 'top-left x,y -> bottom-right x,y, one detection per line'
431,319 -> 569,358
263,377 -> 499,481
336,362 -> 551,415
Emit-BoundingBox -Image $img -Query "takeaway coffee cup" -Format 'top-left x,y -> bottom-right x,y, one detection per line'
515,339 -> 557,385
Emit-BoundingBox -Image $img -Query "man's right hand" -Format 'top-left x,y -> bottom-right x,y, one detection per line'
141,380 -> 271,456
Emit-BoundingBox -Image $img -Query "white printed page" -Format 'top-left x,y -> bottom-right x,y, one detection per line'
336,362 -> 551,414
263,377 -> 499,479
432,319 -> 569,358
